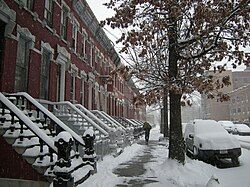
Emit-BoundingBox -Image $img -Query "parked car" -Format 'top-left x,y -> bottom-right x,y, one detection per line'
184,119 -> 241,165
218,120 -> 235,133
232,123 -> 250,136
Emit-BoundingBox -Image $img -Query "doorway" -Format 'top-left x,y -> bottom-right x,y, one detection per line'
56,64 -> 61,101
0,21 -> 6,87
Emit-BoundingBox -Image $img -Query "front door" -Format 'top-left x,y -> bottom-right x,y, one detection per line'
56,64 -> 61,101
0,21 -> 6,88
56,62 -> 66,101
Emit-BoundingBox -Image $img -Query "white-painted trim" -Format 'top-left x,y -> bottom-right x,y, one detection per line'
88,72 -> 95,83
0,0 -> 16,37
80,70 -> 87,79
41,41 -> 54,54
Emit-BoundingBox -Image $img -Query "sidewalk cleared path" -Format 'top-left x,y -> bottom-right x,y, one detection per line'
113,140 -> 159,187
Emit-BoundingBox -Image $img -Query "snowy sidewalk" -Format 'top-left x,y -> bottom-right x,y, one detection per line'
82,127 -> 250,187
113,140 -> 159,186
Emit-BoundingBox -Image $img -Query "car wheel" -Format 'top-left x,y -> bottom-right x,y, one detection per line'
231,156 -> 240,166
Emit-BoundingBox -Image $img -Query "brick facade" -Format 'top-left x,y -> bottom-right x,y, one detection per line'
0,0 -> 146,120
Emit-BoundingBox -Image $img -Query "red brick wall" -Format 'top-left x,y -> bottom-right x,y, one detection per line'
0,137 -> 46,181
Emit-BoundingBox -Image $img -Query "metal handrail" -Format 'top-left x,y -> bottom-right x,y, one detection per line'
51,101 -> 109,136
75,104 -> 112,133
9,92 -> 84,145
37,99 -> 110,137
0,92 -> 57,153
99,111 -> 126,132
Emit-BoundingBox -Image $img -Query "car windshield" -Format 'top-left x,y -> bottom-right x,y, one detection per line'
194,120 -> 226,134
235,124 -> 250,130
218,121 -> 234,127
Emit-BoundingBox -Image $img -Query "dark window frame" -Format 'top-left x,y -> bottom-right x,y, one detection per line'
14,35 -> 30,92
40,49 -> 51,99
44,0 -> 54,27
61,6 -> 68,40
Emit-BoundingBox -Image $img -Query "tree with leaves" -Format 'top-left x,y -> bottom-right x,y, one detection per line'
103,0 -> 250,163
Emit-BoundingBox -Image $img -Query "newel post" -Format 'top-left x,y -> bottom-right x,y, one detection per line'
53,131 -> 74,187
82,129 -> 97,172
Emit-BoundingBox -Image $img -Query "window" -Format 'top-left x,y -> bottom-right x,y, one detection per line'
40,49 -> 51,99
14,35 -> 30,92
81,30 -> 87,58
86,40 -> 91,63
80,39 -> 86,57
61,7 -> 68,40
90,45 -> 94,67
19,0 -> 34,10
44,0 -> 53,26
72,20 -> 78,52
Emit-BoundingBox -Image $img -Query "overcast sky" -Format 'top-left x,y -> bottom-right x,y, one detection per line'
85,1 -> 113,21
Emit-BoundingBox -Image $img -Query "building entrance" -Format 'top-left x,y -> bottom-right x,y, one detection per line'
0,21 -> 6,90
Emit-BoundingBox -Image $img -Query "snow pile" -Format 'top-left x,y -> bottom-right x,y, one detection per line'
81,143 -> 144,187
144,142 -> 211,187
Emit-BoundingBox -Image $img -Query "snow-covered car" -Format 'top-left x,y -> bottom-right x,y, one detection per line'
232,124 -> 250,136
184,119 -> 241,165
218,120 -> 235,133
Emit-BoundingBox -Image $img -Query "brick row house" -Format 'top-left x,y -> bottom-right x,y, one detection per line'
201,68 -> 250,123
0,0 -> 146,120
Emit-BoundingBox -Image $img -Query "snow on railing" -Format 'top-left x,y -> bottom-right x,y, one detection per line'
0,92 -> 57,152
37,99 -> 109,136
51,101 -> 109,136
92,110 -> 126,132
75,104 -> 112,133
130,119 -> 143,126
99,111 -> 126,132
92,110 -> 118,127
126,118 -> 141,127
9,92 -> 84,145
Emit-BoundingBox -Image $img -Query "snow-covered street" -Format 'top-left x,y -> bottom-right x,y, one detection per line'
81,126 -> 250,187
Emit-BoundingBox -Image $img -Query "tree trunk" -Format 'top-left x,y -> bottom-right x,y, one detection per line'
168,92 -> 185,163
160,108 -> 164,134
163,89 -> 169,137
168,5 -> 185,163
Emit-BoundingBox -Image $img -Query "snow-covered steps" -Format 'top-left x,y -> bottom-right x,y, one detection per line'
91,110 -> 129,147
12,137 -> 40,154
0,92 -> 96,186
41,101 -> 111,158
